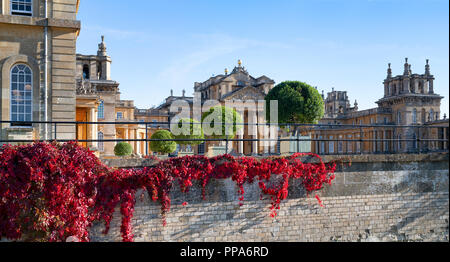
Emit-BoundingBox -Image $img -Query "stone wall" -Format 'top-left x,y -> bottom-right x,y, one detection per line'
91,153 -> 449,242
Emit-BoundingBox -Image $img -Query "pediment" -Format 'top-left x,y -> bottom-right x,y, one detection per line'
222,86 -> 266,101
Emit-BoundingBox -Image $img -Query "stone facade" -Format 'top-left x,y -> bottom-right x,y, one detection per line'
75,36 -> 146,157
89,153 -> 449,242
309,58 -> 448,155
144,60 -> 277,156
0,0 -> 81,143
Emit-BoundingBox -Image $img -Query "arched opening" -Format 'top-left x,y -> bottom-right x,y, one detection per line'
82,64 -> 90,80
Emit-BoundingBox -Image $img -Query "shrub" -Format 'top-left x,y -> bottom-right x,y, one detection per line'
114,142 -> 133,157
172,118 -> 204,145
201,105 -> 243,139
150,130 -> 177,154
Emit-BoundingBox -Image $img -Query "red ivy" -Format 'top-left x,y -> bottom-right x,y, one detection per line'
0,142 -> 336,242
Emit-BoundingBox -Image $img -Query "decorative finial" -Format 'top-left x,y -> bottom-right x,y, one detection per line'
425,59 -> 431,75
387,63 -> 392,78
404,58 -> 410,75
444,113 -> 447,120
238,59 -> 242,67
170,89 -> 173,96
182,89 -> 186,97
225,68 -> 228,75
98,35 -> 107,56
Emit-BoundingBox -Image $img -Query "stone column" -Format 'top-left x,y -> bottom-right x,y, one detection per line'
429,79 -> 434,93
238,129 -> 244,155
89,107 -> 98,150
252,112 -> 258,155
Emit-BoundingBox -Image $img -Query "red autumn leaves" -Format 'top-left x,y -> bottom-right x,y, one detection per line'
0,142 -> 336,242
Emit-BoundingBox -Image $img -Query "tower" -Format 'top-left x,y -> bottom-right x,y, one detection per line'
96,36 -> 112,80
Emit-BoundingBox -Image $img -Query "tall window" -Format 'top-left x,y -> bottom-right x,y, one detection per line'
82,65 -> 90,80
429,109 -> 434,121
11,64 -> 32,125
98,100 -> 104,119
329,136 -> 335,154
98,132 -> 104,152
412,108 -> 417,123
11,0 -> 32,16
397,111 -> 402,124
117,112 -> 123,120
319,136 -> 325,154
338,135 -> 343,153
356,134 -> 361,153
347,135 -> 353,153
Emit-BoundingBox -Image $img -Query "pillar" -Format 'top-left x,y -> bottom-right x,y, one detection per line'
252,112 -> 258,155
89,107 -> 98,150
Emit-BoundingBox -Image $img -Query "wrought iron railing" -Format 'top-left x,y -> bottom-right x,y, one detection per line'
0,120 -> 448,156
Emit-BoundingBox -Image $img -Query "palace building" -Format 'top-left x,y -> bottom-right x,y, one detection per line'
1,0 -> 81,143
194,60 -> 276,156
75,36 -> 146,157
309,58 -> 448,154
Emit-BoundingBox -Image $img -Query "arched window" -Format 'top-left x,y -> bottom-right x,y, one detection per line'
429,109 -> 434,121
98,100 -> 104,119
412,108 -> 417,123
11,64 -> 32,125
82,65 -> 90,80
98,132 -> 104,152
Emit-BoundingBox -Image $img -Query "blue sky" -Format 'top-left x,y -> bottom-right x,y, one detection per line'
76,0 -> 449,116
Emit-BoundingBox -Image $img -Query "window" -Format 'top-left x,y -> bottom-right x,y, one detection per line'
397,111 -> 402,124
98,132 -> 104,152
82,65 -> 90,80
98,100 -> 104,119
429,109 -> 434,121
11,64 -> 32,126
356,134 -> 361,153
348,135 -> 353,153
412,108 -> 417,123
11,0 -> 32,16
329,136 -> 335,154
117,112 -> 123,119
398,134 -> 402,150
319,136 -> 325,154
338,135 -> 343,153
152,119 -> 157,127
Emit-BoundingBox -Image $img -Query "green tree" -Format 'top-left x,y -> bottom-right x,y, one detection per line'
265,81 -> 324,125
173,118 -> 204,145
150,130 -> 177,154
201,105 -> 243,139
114,142 -> 133,157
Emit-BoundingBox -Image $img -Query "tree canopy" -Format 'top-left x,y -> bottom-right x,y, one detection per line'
150,130 -> 177,154
265,81 -> 324,124
172,118 -> 204,145
201,105 -> 243,139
